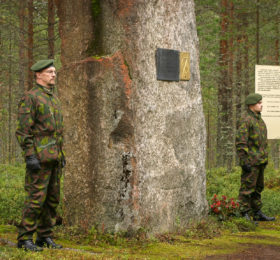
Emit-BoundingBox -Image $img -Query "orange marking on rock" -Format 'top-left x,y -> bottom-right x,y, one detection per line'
121,62 -> 132,98
117,0 -> 134,18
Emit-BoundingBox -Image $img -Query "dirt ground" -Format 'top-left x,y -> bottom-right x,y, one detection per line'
205,244 -> 280,260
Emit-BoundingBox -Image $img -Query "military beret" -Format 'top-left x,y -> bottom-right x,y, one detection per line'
30,59 -> 54,72
245,93 -> 262,105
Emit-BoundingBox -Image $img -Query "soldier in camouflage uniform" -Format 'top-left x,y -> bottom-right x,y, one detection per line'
236,93 -> 275,222
16,59 -> 65,251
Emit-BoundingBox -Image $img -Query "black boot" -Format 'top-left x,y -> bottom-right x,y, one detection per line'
17,239 -> 43,252
242,212 -> 251,221
253,210 -> 275,221
242,212 -> 258,225
36,237 -> 62,249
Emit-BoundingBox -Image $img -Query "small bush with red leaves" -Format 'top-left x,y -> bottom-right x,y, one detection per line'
210,194 -> 241,221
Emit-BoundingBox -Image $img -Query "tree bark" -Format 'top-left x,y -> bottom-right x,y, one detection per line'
27,0 -> 33,90
48,0 -> 55,59
235,32 -> 242,127
8,2 -> 12,163
227,1 -> 234,169
57,0 -> 207,234
217,0 -> 231,168
235,10 -> 247,130
256,0 -> 260,64
243,18 -> 249,97
18,0 -> 26,93
0,24 -> 3,163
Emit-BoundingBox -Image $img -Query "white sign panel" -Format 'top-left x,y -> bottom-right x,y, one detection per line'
255,65 -> 280,139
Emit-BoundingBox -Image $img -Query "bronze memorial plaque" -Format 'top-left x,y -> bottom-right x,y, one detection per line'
156,48 -> 180,81
180,52 -> 190,81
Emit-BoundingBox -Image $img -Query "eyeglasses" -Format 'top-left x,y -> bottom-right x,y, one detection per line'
43,70 -> 57,75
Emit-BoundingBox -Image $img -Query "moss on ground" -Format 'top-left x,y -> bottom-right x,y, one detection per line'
0,217 -> 279,259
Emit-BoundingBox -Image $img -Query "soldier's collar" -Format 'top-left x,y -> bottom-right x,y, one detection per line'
36,83 -> 54,95
248,108 -> 261,119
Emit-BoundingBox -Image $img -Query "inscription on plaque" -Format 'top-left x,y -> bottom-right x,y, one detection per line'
180,52 -> 190,81
156,48 -> 180,81
255,65 -> 280,139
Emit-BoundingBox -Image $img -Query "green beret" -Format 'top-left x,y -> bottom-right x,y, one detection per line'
245,93 -> 262,105
31,59 -> 54,72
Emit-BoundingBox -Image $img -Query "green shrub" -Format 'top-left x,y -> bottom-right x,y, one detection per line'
230,217 -> 257,232
184,217 -> 222,239
0,164 -> 25,224
207,166 -> 280,216
0,164 -> 64,225
262,189 -> 280,215
206,167 -> 240,202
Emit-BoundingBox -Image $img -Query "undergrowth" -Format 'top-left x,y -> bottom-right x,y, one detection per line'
0,163 -> 279,243
0,164 -> 25,224
207,165 -> 280,216
0,164 -> 64,225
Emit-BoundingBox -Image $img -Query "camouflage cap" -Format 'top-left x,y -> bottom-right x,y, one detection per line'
31,59 -> 54,72
245,93 -> 262,105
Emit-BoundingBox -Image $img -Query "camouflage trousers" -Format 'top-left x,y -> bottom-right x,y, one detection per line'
238,164 -> 266,214
17,161 -> 61,241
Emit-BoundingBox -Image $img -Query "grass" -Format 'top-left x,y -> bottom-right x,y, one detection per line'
0,163 -> 64,225
206,165 -> 280,216
0,163 -> 280,258
2,163 -> 279,226
0,164 -> 25,225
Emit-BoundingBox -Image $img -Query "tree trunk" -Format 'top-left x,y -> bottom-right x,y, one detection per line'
235,10 -> 247,129
227,1 -> 234,169
243,17 -> 250,97
8,3 -> 12,164
48,0 -> 55,59
217,0 -> 232,169
235,33 -> 242,127
256,0 -> 260,64
0,26 -> 3,162
27,0 -> 33,90
18,0 -> 26,93
57,0 -> 207,234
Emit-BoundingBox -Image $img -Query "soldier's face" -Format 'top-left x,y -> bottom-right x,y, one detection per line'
250,100 -> 263,113
36,66 -> 56,87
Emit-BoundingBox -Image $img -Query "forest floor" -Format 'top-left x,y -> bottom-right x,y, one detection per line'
0,218 -> 280,259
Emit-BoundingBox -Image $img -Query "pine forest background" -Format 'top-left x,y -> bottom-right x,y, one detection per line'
1,0 -> 280,171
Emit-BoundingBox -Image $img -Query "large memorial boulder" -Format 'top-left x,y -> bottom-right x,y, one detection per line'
56,0 -> 207,234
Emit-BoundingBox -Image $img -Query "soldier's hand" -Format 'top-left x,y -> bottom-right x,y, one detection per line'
242,164 -> 251,173
61,152 -> 66,168
62,156 -> 66,168
26,155 -> 41,171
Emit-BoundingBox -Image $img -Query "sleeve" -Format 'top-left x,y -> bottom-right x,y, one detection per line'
15,94 -> 36,157
236,118 -> 250,166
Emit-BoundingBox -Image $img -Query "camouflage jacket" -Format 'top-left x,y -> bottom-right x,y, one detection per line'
236,108 -> 268,166
16,84 -> 64,163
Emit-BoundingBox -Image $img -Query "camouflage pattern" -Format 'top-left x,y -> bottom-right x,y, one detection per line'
236,109 -> 268,166
236,108 -> 268,214
238,164 -> 265,214
16,84 -> 64,162
16,83 -> 64,241
17,162 -> 61,240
